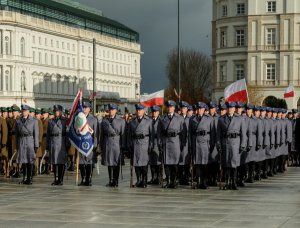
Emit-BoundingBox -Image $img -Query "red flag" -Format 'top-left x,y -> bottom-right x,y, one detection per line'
284,85 -> 294,98
224,79 -> 248,103
140,90 -> 164,107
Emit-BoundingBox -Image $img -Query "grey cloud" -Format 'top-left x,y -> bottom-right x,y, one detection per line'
78,0 -> 211,93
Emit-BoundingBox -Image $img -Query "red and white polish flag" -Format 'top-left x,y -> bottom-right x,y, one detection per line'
224,79 -> 248,103
284,85 -> 295,98
140,89 -> 164,107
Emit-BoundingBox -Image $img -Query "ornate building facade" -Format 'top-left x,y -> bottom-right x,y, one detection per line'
212,0 -> 300,108
0,0 -> 142,111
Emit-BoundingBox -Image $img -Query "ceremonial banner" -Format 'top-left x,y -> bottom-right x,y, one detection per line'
224,79 -> 248,103
67,90 -> 94,157
284,85 -> 295,98
140,89 -> 164,107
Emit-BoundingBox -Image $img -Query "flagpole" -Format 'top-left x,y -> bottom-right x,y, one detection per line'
245,79 -> 250,104
75,150 -> 79,185
177,0 -> 181,103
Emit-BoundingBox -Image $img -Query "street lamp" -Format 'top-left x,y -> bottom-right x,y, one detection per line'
177,0 -> 181,103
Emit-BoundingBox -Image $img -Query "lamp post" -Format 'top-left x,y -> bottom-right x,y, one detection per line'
177,0 -> 181,103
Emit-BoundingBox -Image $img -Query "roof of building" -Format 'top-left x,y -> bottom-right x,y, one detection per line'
30,0 -> 137,35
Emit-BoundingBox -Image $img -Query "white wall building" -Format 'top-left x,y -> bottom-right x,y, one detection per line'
212,0 -> 300,108
0,0 -> 142,111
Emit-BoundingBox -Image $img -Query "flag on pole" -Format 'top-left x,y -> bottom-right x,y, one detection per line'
140,89 -> 164,107
224,79 -> 248,103
284,85 -> 295,98
67,90 -> 94,157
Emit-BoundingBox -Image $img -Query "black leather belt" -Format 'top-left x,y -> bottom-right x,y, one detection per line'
132,134 -> 149,140
18,134 -> 33,138
193,131 -> 210,136
164,132 -> 179,138
224,133 -> 240,139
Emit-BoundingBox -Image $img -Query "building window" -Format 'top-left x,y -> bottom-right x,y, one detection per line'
266,63 -> 276,80
236,64 -> 245,80
88,47 -> 91,54
20,37 -> 25,57
266,28 -> 276,45
237,3 -> 246,15
221,5 -> 227,17
67,43 -> 70,50
39,52 -> 42,64
88,59 -> 91,70
5,36 -> 10,55
57,55 -> 59,66
72,44 -> 75,51
220,30 -> 227,48
33,51 -> 35,63
62,56 -> 65,66
220,64 -> 227,82
267,1 -> 276,13
62,42 -> 65,49
72,58 -> 75,68
56,41 -> 59,48
51,54 -> 53,65
82,59 -> 85,69
236,29 -> 246,46
5,70 -> 9,91
45,38 -> 47,46
39,37 -> 41,45
67,57 -> 70,68
51,39 -> 53,47
82,45 -> 84,53
45,53 -> 48,65
21,71 -> 26,91
32,36 -> 35,44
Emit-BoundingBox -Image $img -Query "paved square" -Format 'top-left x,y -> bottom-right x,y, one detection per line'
0,161 -> 299,228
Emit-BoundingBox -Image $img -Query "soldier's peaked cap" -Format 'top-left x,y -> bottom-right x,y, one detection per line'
108,104 -> 118,110
179,101 -> 189,108
150,106 -> 160,112
21,105 -> 30,111
226,102 -> 236,108
165,100 -> 176,107
195,102 -> 206,109
53,105 -> 63,112
209,102 -> 218,109
135,104 -> 145,110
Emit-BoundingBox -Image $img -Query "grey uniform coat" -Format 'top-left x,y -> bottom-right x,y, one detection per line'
257,117 -> 270,162
129,116 -> 153,167
189,114 -> 215,165
158,113 -> 187,165
208,114 -> 219,164
47,117 -> 69,164
100,116 -> 125,166
79,114 -> 98,165
282,118 -> 292,156
270,118 -> 281,158
179,115 -> 191,165
217,114 -> 247,168
290,118 -> 297,152
246,116 -> 262,163
149,117 -> 161,166
265,117 -> 275,159
278,119 -> 286,156
16,116 -> 39,164
240,115 -> 252,165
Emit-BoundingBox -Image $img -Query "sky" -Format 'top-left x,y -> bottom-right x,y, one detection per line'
78,0 -> 212,93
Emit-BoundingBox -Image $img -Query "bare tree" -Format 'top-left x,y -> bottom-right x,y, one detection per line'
247,86 -> 264,105
165,48 -> 212,105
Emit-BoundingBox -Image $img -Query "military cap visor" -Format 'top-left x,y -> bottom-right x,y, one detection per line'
226,102 -> 236,108
108,104 -> 118,110
165,100 -> 176,107
209,102 -> 218,109
292,109 -> 298,113
179,101 -> 189,108
150,106 -> 160,112
135,104 -> 145,110
195,102 -> 206,109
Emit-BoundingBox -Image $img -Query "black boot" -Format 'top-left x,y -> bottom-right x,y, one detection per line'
152,165 -> 160,185
25,163 -> 33,185
51,165 -> 58,185
106,166 -> 113,187
84,164 -> 92,186
78,165 -> 86,186
112,166 -> 120,187
19,164 -> 27,184
231,168 -> 238,190
223,168 -> 230,190
164,165 -> 171,188
147,165 -> 155,184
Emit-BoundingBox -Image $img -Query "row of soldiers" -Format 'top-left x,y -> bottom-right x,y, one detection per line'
0,100 -> 298,190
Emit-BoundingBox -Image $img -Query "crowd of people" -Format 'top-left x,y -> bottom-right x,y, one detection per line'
0,99 -> 299,191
